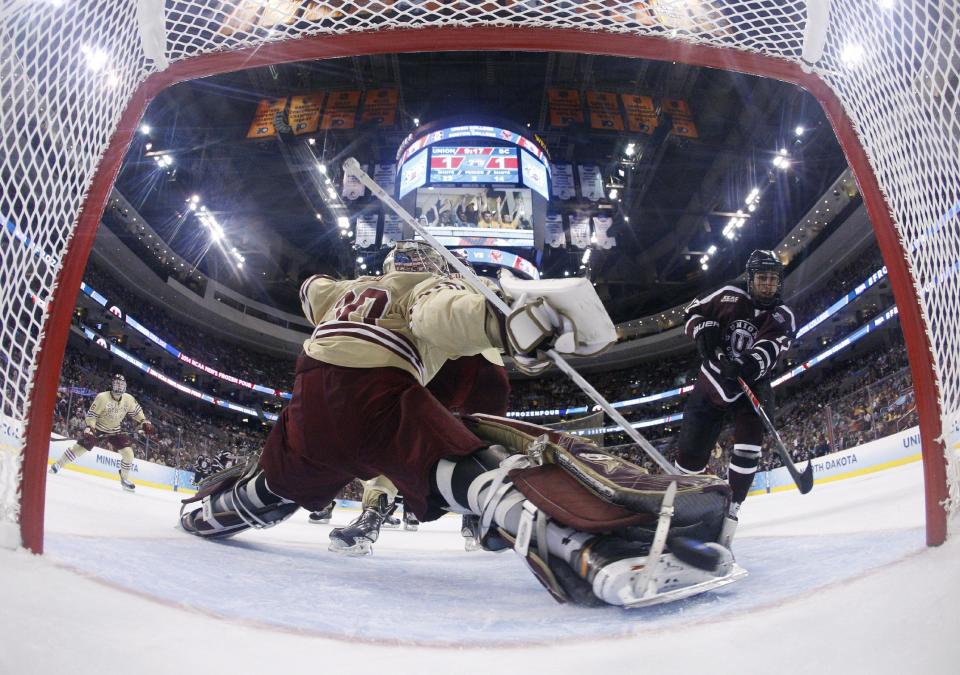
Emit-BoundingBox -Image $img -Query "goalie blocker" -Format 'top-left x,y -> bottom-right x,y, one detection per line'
181,414 -> 744,607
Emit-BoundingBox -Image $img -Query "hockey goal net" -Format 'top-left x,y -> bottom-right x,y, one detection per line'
2,1 -> 958,552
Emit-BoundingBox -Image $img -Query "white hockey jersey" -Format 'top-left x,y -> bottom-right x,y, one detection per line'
84,391 -> 147,434
299,272 -> 499,385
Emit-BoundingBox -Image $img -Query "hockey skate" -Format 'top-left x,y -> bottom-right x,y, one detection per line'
118,470 -> 136,492
461,514 -> 482,552
328,494 -> 396,556
308,501 -> 336,524
402,508 -> 419,531
179,460 -> 299,539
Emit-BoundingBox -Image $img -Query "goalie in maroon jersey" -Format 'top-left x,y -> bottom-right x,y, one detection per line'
676,249 -> 796,545
179,240 -> 742,606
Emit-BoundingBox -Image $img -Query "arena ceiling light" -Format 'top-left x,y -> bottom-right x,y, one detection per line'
773,148 -> 791,169
139,124 -> 150,135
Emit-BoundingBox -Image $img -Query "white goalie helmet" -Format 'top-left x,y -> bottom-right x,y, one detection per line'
383,240 -> 467,275
111,373 -> 126,397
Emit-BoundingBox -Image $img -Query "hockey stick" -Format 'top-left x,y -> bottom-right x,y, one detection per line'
737,377 -> 815,494
342,158 -> 673,473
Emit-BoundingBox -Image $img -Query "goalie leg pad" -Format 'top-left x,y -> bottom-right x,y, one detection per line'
180,461 -> 298,539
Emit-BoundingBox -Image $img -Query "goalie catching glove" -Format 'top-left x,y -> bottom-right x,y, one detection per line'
497,271 -> 618,374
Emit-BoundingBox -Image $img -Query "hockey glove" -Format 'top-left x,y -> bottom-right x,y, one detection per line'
718,353 -> 762,383
739,351 -> 763,383
693,322 -> 721,361
501,296 -> 571,375
716,354 -> 743,382
80,428 -> 97,450
141,421 -> 156,436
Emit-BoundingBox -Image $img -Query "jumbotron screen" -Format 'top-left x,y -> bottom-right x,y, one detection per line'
429,147 -> 519,184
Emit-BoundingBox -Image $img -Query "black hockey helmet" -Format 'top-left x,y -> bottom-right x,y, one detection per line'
111,373 -> 126,397
746,249 -> 783,307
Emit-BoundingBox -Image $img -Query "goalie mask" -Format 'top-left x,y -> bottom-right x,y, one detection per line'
745,249 -> 783,308
384,240 -> 459,275
111,374 -> 126,397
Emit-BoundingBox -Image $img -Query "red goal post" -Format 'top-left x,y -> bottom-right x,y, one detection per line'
3,2 -> 957,553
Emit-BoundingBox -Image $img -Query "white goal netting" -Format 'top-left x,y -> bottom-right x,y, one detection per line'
2,1 -> 958,548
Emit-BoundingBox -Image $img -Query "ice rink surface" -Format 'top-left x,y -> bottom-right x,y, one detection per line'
2,461 -> 958,674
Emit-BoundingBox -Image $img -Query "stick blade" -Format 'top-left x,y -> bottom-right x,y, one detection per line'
342,157 -> 361,175
795,461 -> 815,494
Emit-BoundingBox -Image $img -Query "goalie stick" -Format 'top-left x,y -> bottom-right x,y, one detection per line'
342,158 -> 673,473
738,376 -> 815,494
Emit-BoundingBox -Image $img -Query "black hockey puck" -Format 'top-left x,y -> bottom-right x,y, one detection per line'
669,536 -> 721,571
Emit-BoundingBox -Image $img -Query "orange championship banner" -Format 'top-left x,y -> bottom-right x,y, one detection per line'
586,90 -> 624,131
321,90 -> 362,129
246,98 -> 289,139
548,89 -> 584,127
621,93 -> 659,134
288,92 -> 325,135
360,88 -> 399,127
661,98 -> 699,138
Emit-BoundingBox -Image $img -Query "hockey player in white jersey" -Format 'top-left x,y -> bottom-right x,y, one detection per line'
50,374 -> 155,491
180,241 -> 741,606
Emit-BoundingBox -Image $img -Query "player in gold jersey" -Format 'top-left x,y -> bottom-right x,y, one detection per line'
49,374 -> 155,491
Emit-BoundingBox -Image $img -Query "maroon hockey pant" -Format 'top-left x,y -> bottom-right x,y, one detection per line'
259,357 -> 487,519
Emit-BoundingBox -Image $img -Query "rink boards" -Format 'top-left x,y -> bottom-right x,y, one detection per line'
748,426 -> 923,496
0,413 -> 932,497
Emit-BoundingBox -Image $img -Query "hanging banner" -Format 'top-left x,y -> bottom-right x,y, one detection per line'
373,163 -> 397,195
550,163 -> 576,200
661,98 -> 699,138
577,165 -> 605,202
592,215 -> 616,249
342,163 -> 367,200
246,98 -> 288,139
569,215 -> 592,249
586,91 -> 624,131
383,213 -> 404,245
621,93 -> 658,134
360,88 -> 399,127
288,92 -> 325,135
544,213 -> 566,248
548,89 -> 584,127
356,213 -> 379,249
321,90 -> 361,129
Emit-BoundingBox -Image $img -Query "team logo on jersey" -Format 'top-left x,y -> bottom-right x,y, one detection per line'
725,319 -> 758,357
720,294 -> 739,303
773,311 -> 786,323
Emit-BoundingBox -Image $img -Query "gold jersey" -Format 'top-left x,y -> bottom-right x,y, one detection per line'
299,272 -> 499,384
84,391 -> 147,434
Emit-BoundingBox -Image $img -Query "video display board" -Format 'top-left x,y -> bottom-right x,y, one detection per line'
429,147 -> 519,184
520,148 -> 549,200
397,148 -> 428,198
414,186 -> 534,247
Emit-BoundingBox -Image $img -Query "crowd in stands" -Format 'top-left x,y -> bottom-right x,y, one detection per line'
49,240 -> 910,501
602,340 -> 915,477
53,346 -> 369,499
80,260 -> 297,395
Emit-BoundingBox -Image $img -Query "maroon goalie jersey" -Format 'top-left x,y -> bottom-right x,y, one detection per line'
684,284 -> 796,403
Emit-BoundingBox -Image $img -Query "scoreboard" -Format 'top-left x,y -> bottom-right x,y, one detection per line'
429,146 -> 519,184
